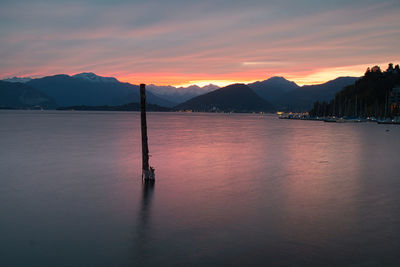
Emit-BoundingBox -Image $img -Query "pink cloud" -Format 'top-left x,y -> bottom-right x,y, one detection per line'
1,1 -> 399,85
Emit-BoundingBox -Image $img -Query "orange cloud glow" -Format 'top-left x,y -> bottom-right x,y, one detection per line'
1,1 -> 399,87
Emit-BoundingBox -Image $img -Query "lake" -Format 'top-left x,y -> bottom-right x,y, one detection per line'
1,111 -> 399,266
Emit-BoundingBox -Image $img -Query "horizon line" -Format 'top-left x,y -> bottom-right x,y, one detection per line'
2,61 -> 397,88
1,73 -> 357,88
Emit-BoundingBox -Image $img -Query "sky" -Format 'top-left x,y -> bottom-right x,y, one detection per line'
1,0 -> 399,86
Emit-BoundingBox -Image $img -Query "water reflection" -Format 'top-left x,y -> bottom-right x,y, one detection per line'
135,180 -> 155,262
2,112 -> 400,266
140,180 -> 155,228
275,123 -> 363,261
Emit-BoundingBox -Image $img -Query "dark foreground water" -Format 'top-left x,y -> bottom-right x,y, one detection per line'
1,111 -> 399,267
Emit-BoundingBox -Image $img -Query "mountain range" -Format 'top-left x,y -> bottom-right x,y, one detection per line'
273,77 -> 359,111
147,84 -> 219,103
0,81 -> 56,109
1,72 -> 359,112
248,76 -> 299,103
2,77 -> 32,83
176,84 -> 274,112
25,73 -> 175,107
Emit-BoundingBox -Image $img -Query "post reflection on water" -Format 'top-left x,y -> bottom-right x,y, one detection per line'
135,179 -> 155,261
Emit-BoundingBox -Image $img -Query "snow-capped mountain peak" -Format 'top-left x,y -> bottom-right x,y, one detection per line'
72,72 -> 119,83
2,77 -> 32,83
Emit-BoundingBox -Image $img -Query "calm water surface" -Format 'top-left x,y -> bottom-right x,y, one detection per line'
1,111 -> 399,266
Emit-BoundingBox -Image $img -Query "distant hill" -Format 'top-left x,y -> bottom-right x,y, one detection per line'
0,81 -> 56,109
248,76 -> 299,103
147,84 -> 219,104
175,83 -> 274,112
310,64 -> 400,117
277,77 -> 359,111
57,102 -> 172,112
26,73 -> 174,107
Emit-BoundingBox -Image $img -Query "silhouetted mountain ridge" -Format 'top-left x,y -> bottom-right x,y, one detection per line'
248,76 -> 299,103
175,83 -> 274,112
147,84 -> 219,103
26,74 -> 175,107
277,77 -> 360,111
1,72 -> 360,111
0,81 -> 56,109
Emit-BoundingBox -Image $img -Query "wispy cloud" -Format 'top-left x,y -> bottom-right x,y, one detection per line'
0,0 -> 399,85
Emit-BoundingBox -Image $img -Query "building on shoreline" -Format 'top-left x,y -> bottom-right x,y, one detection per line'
389,85 -> 400,112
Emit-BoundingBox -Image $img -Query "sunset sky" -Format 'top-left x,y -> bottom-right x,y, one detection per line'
1,0 -> 399,86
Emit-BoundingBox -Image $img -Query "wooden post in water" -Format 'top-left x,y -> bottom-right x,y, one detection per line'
140,84 -> 155,181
